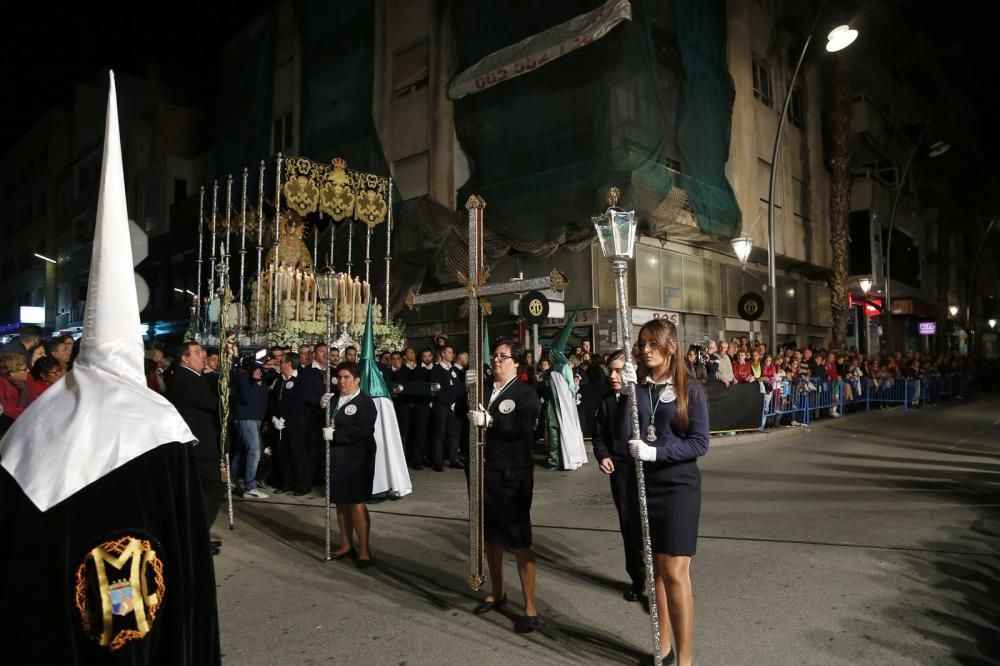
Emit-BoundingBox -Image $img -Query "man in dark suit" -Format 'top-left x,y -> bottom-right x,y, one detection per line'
298,344 -> 331,485
167,341 -> 223,553
428,345 -> 462,471
270,353 -> 312,495
408,347 -> 435,469
592,349 -> 645,602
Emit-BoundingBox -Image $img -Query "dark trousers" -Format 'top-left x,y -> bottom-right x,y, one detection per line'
409,401 -> 431,465
196,458 -> 224,530
274,421 -> 311,493
305,408 -> 325,484
610,461 -> 646,591
431,402 -> 460,466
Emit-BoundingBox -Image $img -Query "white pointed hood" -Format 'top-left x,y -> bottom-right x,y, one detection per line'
0,72 -> 195,512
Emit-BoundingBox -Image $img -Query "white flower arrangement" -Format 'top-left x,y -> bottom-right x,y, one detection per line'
346,318 -> 408,354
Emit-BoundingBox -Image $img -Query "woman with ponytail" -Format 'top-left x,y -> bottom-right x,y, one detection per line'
625,318 -> 709,666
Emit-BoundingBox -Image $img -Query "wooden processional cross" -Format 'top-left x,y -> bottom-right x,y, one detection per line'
406,195 -> 567,590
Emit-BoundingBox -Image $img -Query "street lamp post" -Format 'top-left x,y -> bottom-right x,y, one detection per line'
858,277 -> 873,355
592,187 -> 662,665
766,19 -> 857,353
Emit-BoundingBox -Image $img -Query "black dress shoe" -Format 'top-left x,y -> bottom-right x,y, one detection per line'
516,614 -> 540,633
433,465 -> 444,472
472,595 -> 507,615
356,556 -> 372,569
210,540 -> 222,549
331,548 -> 357,560
623,587 -> 641,602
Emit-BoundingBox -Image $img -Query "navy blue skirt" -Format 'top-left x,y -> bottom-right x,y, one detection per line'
643,459 -> 701,556
484,467 -> 534,549
330,442 -> 376,504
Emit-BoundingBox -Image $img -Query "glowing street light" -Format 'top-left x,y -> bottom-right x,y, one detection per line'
731,236 -> 754,267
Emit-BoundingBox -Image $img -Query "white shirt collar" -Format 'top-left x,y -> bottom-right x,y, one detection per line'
438,360 -> 452,370
422,362 -> 433,369
312,360 -> 325,370
181,365 -> 202,376
406,361 -> 417,369
336,388 -> 361,410
281,369 -> 299,380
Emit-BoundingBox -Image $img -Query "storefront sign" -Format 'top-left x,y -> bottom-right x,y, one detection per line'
631,308 -> 679,326
918,321 -> 937,335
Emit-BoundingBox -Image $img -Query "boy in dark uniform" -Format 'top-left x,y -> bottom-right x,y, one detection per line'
592,349 -> 646,602
428,344 -> 462,470
469,341 -> 542,633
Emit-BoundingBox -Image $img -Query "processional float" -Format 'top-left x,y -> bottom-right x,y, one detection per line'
189,154 -> 399,533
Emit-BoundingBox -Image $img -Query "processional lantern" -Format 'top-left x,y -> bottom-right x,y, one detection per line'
592,187 -> 637,262
316,268 -> 336,304
592,186 -> 663,664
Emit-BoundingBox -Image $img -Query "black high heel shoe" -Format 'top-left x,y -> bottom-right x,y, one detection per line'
472,594 -> 507,615
331,547 -> 357,560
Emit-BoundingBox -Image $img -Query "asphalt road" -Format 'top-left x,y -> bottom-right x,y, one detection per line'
213,396 -> 1000,665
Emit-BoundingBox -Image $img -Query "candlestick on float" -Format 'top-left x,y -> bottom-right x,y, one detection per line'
196,186 -> 205,338
255,161 -> 265,336
239,168 -> 248,334
272,152 -> 283,324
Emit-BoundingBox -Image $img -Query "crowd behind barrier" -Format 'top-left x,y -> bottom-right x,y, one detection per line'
760,371 -> 973,430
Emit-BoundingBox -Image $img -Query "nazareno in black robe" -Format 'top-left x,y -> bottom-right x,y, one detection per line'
0,441 -> 220,665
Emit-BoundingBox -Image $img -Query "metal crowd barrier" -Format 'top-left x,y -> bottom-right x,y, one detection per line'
758,373 -> 971,431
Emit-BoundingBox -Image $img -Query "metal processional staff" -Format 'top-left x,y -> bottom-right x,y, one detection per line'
592,187 -> 663,664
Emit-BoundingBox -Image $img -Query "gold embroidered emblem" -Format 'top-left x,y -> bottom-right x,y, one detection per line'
74,536 -> 165,651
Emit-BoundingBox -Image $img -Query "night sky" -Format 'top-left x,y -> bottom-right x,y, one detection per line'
3,1 -> 997,161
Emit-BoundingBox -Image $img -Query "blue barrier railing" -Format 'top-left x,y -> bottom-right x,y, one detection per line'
758,373 -> 971,431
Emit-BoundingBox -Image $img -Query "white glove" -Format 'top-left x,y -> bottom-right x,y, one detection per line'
263,446 -> 272,456
629,439 -> 657,462
319,392 -> 334,409
322,427 -> 334,442
468,403 -> 492,428
450,403 -> 455,412
272,417 -> 286,431
621,361 -> 638,386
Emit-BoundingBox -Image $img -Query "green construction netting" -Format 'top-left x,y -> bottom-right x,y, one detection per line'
672,0 -> 741,239
451,0 -> 740,242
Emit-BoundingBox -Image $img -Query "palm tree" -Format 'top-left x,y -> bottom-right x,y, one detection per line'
828,56 -> 851,347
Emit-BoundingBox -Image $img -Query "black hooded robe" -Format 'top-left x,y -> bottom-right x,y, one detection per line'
0,441 -> 220,664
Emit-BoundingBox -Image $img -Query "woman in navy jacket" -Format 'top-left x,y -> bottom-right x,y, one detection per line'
326,361 -> 378,567
628,318 -> 709,666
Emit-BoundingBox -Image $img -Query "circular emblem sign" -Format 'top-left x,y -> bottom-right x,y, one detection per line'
737,292 -> 765,321
520,291 -> 549,325
499,399 -> 516,414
